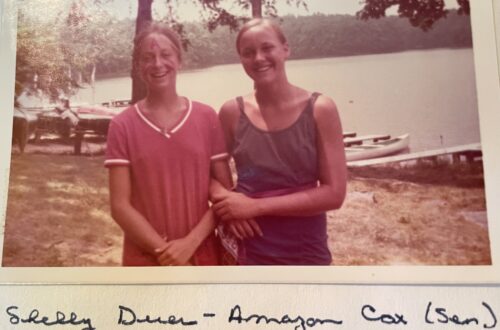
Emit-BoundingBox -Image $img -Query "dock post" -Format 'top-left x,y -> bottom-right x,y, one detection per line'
74,131 -> 83,155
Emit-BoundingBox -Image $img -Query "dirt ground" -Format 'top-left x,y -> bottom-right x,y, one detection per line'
331,162 -> 490,265
2,141 -> 491,266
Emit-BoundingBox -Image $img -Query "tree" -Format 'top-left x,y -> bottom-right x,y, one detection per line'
130,0 -> 308,102
356,0 -> 470,31
14,0 -> 117,103
15,8 -> 75,102
14,0 -> 308,104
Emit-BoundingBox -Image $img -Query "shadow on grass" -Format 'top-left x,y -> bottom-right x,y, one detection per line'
3,153 -> 122,266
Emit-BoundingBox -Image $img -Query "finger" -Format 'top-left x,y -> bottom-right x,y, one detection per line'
157,246 -> 174,265
157,252 -> 172,266
212,203 -> 228,217
235,222 -> 249,239
211,193 -> 227,203
228,223 -> 243,240
212,203 -> 221,213
213,207 -> 226,220
247,219 -> 263,237
239,220 -> 255,238
154,242 -> 169,255
219,210 -> 234,222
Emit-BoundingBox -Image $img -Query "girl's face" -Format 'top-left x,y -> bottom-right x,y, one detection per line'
238,24 -> 289,85
137,33 -> 181,92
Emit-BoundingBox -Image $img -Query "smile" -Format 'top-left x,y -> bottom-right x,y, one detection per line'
150,71 -> 168,78
254,65 -> 272,72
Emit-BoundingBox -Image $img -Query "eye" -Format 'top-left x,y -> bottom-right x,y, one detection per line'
241,49 -> 255,58
262,45 -> 274,52
140,54 -> 154,64
161,51 -> 172,59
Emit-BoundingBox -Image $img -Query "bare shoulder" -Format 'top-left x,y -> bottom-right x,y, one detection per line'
219,98 -> 239,118
313,94 -> 340,122
219,98 -> 241,131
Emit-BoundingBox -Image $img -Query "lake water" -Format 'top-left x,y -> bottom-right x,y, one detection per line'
75,48 -> 480,152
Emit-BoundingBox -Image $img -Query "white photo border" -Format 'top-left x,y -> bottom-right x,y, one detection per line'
0,0 -> 498,284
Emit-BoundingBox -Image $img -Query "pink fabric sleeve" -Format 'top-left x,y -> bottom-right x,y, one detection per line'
104,120 -> 130,167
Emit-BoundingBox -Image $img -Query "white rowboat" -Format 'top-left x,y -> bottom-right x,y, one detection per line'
345,134 -> 410,162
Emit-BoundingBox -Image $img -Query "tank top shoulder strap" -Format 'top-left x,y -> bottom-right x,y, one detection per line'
236,96 -> 245,114
309,92 -> 321,107
305,92 -> 321,115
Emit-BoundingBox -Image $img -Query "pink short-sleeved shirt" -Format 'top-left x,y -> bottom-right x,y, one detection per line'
105,99 -> 227,266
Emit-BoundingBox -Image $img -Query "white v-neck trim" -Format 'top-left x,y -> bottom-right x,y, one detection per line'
171,98 -> 192,133
134,98 -> 192,138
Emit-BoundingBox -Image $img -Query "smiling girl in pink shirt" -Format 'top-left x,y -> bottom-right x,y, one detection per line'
105,23 -> 230,266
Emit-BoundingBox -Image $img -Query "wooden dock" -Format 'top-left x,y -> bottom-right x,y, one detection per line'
347,143 -> 482,167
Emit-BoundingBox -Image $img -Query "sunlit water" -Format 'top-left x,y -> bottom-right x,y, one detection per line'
74,48 -> 479,151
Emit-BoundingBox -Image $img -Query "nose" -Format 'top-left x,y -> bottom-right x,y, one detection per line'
254,50 -> 265,62
153,55 -> 162,67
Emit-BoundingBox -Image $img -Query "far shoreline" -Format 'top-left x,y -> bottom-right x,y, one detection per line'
94,46 -> 473,81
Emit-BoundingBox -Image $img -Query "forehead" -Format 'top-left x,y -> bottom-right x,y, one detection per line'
140,33 -> 177,53
239,24 -> 282,46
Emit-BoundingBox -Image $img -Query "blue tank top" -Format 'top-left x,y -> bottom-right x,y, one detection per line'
232,93 -> 332,265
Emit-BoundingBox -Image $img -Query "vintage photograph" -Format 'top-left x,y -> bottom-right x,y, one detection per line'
1,0 -> 493,269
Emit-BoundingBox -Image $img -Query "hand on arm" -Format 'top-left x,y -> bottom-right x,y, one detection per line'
210,103 -> 263,238
213,95 -> 347,220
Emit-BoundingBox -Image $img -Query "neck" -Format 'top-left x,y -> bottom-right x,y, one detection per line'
145,87 -> 181,113
255,77 -> 293,106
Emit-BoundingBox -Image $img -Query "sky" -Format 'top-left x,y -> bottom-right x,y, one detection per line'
105,0 -> 460,22
20,0 -> 461,24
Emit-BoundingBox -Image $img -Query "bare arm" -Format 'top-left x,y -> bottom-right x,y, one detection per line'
213,95 -> 347,221
155,159 -> 232,265
109,166 -> 166,255
210,100 -> 263,237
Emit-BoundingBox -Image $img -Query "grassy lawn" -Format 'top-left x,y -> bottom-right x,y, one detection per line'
2,153 -> 491,266
3,154 -> 122,266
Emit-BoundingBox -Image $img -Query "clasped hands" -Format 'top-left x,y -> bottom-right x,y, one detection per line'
212,190 -> 263,240
154,236 -> 196,266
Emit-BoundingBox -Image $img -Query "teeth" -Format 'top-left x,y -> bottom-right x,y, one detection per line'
255,66 -> 271,72
151,72 -> 167,78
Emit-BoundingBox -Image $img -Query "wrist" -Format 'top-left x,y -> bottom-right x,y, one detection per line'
250,197 -> 264,218
186,232 -> 203,249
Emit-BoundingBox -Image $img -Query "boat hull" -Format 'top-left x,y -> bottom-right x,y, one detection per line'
345,134 -> 410,162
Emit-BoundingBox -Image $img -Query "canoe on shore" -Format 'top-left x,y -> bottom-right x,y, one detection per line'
345,134 -> 410,162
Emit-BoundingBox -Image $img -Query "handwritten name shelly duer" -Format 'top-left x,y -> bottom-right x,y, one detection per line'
3,302 -> 497,329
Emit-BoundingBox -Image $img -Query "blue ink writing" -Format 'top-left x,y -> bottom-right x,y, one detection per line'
228,304 -> 343,330
117,305 -> 197,326
6,306 -> 95,330
361,304 -> 408,325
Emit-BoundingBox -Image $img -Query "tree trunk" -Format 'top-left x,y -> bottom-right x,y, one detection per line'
131,0 -> 153,103
251,0 -> 262,18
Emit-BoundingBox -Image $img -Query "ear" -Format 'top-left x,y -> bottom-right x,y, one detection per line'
283,42 -> 290,58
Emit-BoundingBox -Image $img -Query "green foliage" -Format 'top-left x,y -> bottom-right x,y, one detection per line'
15,8 -> 74,101
14,0 -> 472,103
15,0 -> 124,102
357,0 -> 470,31
90,11 -> 472,77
